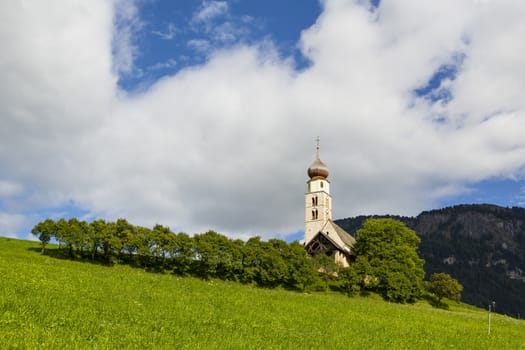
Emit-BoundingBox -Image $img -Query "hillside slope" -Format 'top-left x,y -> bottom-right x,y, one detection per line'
1,237 -> 524,348
336,204 -> 525,318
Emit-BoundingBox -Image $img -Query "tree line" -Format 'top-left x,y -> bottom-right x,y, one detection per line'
31,218 -> 462,303
31,218 -> 324,291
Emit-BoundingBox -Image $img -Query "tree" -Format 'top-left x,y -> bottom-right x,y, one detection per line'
88,219 -> 106,262
31,219 -> 56,253
115,218 -> 133,263
55,218 -> 70,254
100,221 -> 117,264
263,239 -> 294,289
241,236 -> 264,284
68,218 -> 88,258
193,230 -> 242,280
171,232 -> 194,275
427,272 -> 463,303
134,226 -> 154,268
151,224 -> 175,271
349,218 -> 425,303
313,253 -> 339,291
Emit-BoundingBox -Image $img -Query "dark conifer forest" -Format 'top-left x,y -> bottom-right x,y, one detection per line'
336,204 -> 525,318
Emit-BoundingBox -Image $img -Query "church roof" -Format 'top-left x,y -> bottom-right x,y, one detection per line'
305,230 -> 342,255
317,220 -> 355,252
307,140 -> 329,179
307,157 -> 329,179
328,220 -> 356,247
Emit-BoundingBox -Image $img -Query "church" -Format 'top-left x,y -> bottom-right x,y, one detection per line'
304,141 -> 355,267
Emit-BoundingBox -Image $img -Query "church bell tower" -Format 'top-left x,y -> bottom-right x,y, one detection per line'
304,138 -> 332,244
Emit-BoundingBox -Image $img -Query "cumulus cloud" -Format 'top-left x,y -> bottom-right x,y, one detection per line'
112,0 -> 142,76
1,0 -> 525,239
0,213 -> 32,238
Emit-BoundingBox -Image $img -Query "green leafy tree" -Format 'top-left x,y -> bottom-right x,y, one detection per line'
151,224 -> 175,271
171,232 -> 194,275
241,236 -> 264,284
55,218 -> 70,253
313,253 -> 339,291
193,230 -> 242,280
68,218 -> 88,258
134,226 -> 154,268
123,224 -> 139,264
223,238 -> 244,281
100,221 -> 118,264
254,239 -> 288,288
350,218 -> 425,303
427,272 -> 463,303
115,218 -> 133,263
263,239 -> 291,288
31,219 -> 56,253
285,241 -> 320,291
88,219 -> 106,262
78,220 -> 89,257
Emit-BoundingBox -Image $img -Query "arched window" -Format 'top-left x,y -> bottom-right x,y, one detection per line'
320,181 -> 324,189
312,210 -> 315,220
312,197 -> 315,206
315,209 -> 319,219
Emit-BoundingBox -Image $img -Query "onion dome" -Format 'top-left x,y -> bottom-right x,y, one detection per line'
307,140 -> 329,179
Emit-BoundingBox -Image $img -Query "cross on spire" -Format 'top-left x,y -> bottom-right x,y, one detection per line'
316,136 -> 320,159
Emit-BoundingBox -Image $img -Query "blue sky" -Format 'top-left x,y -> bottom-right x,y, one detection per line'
1,0 -> 525,241
118,0 -> 322,90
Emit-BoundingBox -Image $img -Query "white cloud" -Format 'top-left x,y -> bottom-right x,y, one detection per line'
193,1 -> 229,24
0,180 -> 23,197
187,39 -> 211,53
1,0 -> 525,241
188,1 -> 256,54
211,21 -> 249,44
112,0 -> 142,76
0,213 -> 31,238
152,23 -> 177,40
149,59 -> 177,71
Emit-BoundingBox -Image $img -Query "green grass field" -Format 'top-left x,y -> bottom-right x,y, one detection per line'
1,237 -> 524,349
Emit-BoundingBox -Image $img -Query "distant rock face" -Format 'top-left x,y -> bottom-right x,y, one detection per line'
335,204 -> 525,318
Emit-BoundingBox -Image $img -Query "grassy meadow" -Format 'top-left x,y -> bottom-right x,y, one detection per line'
1,237 -> 524,349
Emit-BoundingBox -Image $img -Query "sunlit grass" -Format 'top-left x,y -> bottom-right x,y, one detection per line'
1,237 -> 524,349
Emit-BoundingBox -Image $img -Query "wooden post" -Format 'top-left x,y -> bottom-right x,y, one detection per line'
487,303 -> 491,335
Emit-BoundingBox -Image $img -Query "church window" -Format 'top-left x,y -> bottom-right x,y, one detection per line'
320,181 -> 324,188
312,210 -> 315,220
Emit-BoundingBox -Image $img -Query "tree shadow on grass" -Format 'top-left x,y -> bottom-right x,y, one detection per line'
423,293 -> 450,310
27,247 -> 115,267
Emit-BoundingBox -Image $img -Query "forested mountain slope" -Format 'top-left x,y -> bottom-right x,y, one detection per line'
336,204 -> 525,318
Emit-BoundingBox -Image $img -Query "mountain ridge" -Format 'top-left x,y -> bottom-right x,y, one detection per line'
335,203 -> 525,318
